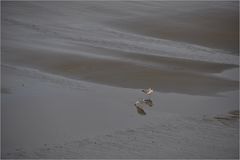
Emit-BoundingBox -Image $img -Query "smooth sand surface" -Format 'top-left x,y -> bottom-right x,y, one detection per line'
1,1 -> 239,159
1,65 -> 239,158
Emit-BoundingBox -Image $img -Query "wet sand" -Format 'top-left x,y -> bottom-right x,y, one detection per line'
2,46 -> 238,96
1,1 -> 239,159
110,1 -> 239,54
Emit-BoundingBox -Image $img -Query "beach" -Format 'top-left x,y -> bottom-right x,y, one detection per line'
1,1 -> 239,159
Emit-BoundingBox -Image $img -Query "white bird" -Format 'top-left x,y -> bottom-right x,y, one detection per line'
142,88 -> 154,95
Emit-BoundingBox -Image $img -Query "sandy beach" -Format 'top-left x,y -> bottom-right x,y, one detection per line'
1,1 -> 239,159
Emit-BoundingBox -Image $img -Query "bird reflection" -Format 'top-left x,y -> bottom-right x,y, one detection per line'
135,105 -> 146,115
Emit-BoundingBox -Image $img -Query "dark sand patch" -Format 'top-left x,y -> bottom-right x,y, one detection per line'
1,87 -> 11,94
68,43 -> 238,73
213,110 -> 239,127
229,110 -> 240,116
109,1 -> 239,54
2,46 -> 238,96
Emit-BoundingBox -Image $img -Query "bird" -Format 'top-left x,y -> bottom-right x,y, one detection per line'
142,88 -> 154,98
134,100 -> 144,107
142,88 -> 154,95
135,99 -> 153,107
135,106 -> 146,115
134,100 -> 146,115
142,98 -> 153,107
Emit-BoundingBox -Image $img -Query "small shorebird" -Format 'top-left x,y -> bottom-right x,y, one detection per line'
135,99 -> 153,107
134,100 -> 143,107
142,99 -> 153,107
134,100 -> 146,115
142,88 -> 154,97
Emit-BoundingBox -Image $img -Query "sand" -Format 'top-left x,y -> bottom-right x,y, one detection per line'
2,46 -> 238,96
1,1 -> 239,159
110,1 -> 239,54
1,65 -> 239,159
